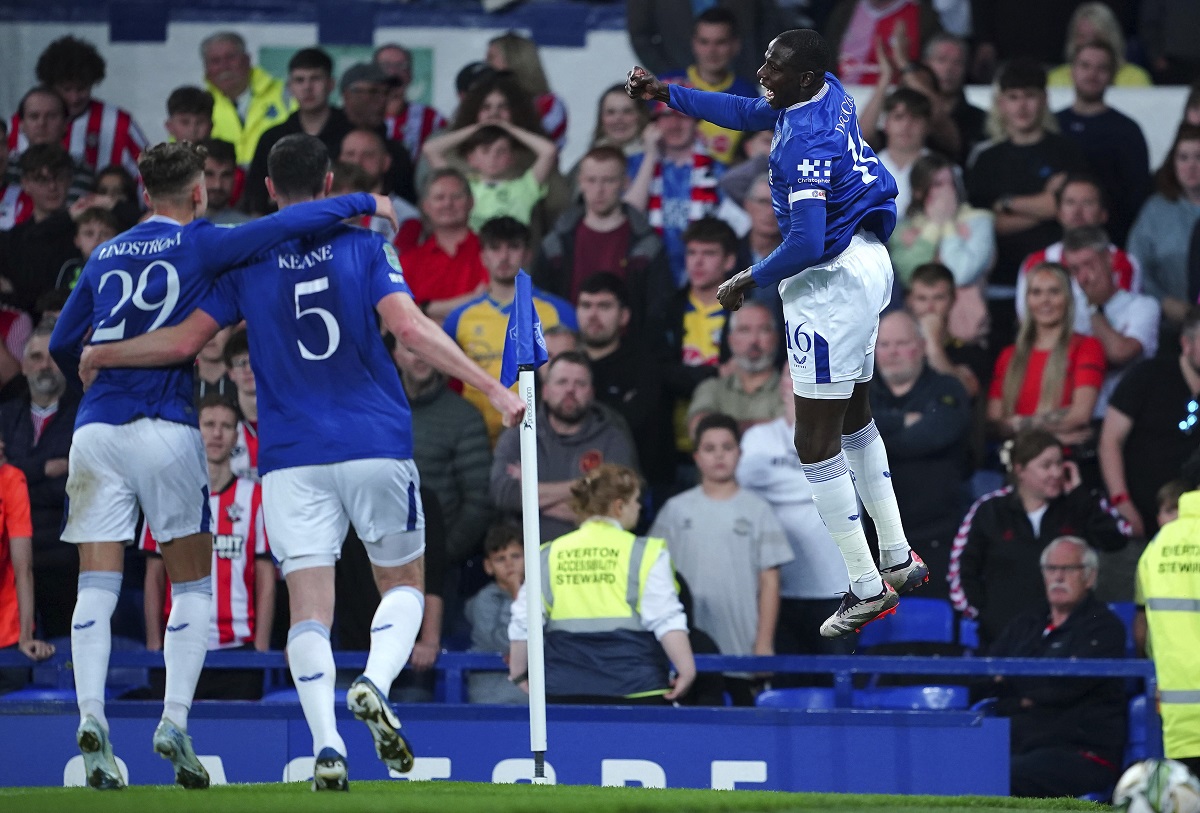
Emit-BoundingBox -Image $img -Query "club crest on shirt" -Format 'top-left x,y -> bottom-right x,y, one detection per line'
579,449 -> 603,473
213,533 -> 245,559
225,501 -> 244,525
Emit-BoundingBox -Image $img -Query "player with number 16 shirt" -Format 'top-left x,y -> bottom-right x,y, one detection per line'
628,30 -> 928,639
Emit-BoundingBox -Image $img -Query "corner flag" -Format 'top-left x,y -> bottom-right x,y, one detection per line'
500,269 -> 548,387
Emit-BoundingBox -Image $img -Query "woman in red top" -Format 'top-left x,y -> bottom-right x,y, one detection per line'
987,262 -> 1106,446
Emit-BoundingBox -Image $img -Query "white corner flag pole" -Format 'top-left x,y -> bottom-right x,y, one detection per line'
517,366 -> 550,783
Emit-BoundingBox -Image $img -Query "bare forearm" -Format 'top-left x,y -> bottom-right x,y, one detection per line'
539,480 -> 574,509
254,562 -> 276,651
420,594 -> 443,647
508,640 -> 528,679
422,125 -> 477,169
11,538 -> 34,640
755,570 -> 780,652
623,151 -> 657,210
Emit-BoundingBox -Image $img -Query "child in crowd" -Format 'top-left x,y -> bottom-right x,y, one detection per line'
56,206 -> 119,290
465,524 -> 527,705
650,413 -> 792,705
1155,479 -> 1190,529
163,86 -> 214,144
422,120 -> 557,231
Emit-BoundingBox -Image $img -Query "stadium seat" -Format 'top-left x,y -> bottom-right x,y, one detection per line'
958,617 -> 979,652
1107,601 -> 1138,657
261,688 -> 350,705
856,597 -> 954,649
853,685 -> 970,711
1126,694 -> 1148,766
754,688 -> 837,710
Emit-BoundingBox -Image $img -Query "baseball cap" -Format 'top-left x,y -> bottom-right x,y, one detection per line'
339,63 -> 389,95
456,61 -> 496,95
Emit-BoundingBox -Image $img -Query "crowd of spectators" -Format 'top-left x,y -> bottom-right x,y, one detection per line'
2,4 -> 1200,790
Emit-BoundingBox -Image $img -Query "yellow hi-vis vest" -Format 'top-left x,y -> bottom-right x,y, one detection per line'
540,522 -> 664,633
207,66 -> 294,166
1138,490 -> 1200,760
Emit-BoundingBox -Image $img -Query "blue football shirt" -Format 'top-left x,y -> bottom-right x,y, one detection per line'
669,75 -> 898,287
199,222 -> 415,475
49,193 -> 378,430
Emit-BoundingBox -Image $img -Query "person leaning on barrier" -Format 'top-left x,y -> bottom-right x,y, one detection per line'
507,463 -> 695,705
983,535 -> 1127,799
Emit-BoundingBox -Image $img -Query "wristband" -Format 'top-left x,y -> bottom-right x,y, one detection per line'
508,671 -> 528,684
1109,492 -> 1129,506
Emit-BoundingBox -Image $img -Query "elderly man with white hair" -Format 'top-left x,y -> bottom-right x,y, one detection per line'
984,535 -> 1128,799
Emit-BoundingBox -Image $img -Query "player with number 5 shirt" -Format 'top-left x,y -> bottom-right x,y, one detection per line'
628,29 -> 929,640
47,141 -> 391,792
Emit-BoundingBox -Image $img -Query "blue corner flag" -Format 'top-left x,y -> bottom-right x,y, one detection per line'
500,270 -> 548,387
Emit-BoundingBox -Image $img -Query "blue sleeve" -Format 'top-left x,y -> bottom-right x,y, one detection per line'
48,278 -> 95,382
442,306 -> 463,340
202,192 -> 378,271
668,85 -> 777,132
198,273 -> 243,328
367,237 -> 414,306
750,200 -> 827,288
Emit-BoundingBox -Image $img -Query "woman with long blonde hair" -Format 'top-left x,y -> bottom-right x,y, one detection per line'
986,262 -> 1105,445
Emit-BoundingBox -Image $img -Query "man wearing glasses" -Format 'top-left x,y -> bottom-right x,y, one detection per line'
983,535 -> 1128,798
0,145 -> 82,314
1100,307 -> 1200,539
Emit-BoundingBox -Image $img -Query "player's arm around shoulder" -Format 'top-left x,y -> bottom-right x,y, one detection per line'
80,309 -> 223,384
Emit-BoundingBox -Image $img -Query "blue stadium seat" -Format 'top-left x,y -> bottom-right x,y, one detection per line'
856,597 -> 954,649
959,617 -> 980,652
1126,694 -> 1148,766
754,688 -> 837,710
0,684 -> 131,702
854,685 -> 970,711
1108,601 -> 1138,657
261,688 -> 349,705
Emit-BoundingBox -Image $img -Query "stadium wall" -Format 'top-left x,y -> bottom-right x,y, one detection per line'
0,701 -> 1011,793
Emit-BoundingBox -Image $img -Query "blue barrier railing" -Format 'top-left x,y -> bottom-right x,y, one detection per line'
0,648 -> 1159,744
0,650 -> 1157,696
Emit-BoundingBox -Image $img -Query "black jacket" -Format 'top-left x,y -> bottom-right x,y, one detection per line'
871,365 -> 972,541
0,389 -> 78,567
986,592 -> 1128,766
949,485 -> 1128,646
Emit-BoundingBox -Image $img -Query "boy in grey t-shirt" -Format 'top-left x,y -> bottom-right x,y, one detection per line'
465,524 -> 528,705
650,414 -> 793,704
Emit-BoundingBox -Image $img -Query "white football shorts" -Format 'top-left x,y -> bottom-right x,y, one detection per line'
62,419 -> 209,544
262,457 -> 425,575
778,230 -> 893,400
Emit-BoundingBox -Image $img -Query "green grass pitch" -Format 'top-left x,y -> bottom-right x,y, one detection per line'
0,781 -> 1109,813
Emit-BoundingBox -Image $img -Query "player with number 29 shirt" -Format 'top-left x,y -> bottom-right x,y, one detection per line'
47,141 -> 387,792
628,29 -> 928,640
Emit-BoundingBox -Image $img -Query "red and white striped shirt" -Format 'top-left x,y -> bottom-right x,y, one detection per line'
0,184 -> 32,231
0,307 -> 32,363
535,92 -> 568,150
230,420 -> 259,482
385,102 -> 447,162
141,477 -> 269,650
8,98 -> 147,178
